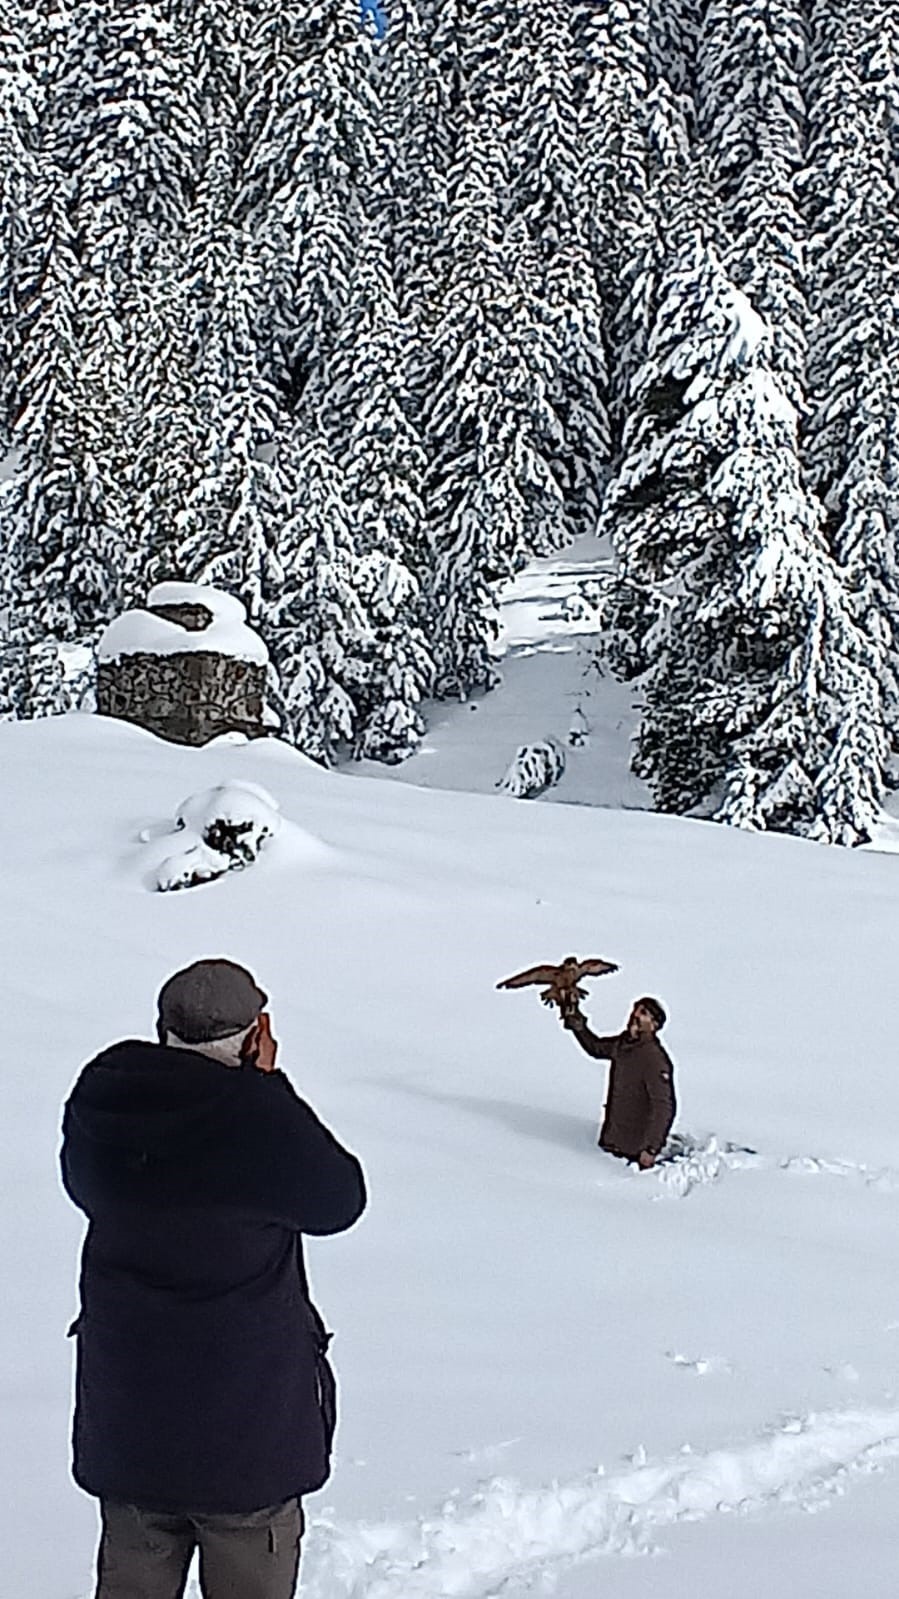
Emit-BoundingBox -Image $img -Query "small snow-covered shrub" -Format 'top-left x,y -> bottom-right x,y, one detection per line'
154,841 -> 234,894
497,740 -> 566,799
175,782 -> 280,863
154,782 -> 281,892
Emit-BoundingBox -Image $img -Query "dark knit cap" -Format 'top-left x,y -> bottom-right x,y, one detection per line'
636,995 -> 667,1030
157,959 -> 268,1044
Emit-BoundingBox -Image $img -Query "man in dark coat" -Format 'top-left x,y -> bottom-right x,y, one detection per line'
61,958 -> 366,1599
561,995 -> 676,1166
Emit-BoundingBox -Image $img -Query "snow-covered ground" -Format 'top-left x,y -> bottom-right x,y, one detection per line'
3,702 -> 899,1598
350,538 -> 651,812
348,535 -> 899,855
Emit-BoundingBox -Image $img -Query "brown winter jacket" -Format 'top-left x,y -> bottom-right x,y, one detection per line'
564,1015 -> 676,1160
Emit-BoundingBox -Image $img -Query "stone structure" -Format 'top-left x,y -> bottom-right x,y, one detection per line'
96,586 -> 269,747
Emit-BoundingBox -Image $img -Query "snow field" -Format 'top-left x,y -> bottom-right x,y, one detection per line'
3,712 -> 899,1597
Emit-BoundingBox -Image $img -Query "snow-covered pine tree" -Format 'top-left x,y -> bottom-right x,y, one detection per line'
490,1 -> 613,543
118,247 -> 205,597
239,0 -> 380,411
697,0 -> 808,407
459,0 -> 515,123
0,0 -> 44,449
168,133 -> 284,630
43,0 -> 200,612
410,0 -> 465,182
267,432 -> 375,762
574,0 -> 652,416
1,9 -> 53,714
368,0 -> 455,481
803,3 -> 899,769
187,0 -> 244,131
56,0 -> 203,298
3,0 -> 225,717
508,0 -> 582,256
184,0 -> 245,206
375,1 -> 447,319
647,0 -> 699,100
323,222 -> 434,761
87,0 -> 237,600
540,240 -> 612,542
425,114 -> 566,697
0,133 -> 131,718
804,5 -> 899,503
614,76 -> 718,453
601,241 -> 886,842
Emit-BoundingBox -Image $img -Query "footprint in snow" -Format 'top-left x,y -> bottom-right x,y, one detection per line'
781,1155 -> 899,1192
451,1438 -> 522,1463
618,1134 -> 899,1201
665,1351 -> 733,1377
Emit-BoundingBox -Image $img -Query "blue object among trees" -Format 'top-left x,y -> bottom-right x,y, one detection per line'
361,0 -> 388,38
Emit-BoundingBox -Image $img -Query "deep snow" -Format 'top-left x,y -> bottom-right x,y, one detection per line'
347,535 -> 899,856
3,703 -> 899,1598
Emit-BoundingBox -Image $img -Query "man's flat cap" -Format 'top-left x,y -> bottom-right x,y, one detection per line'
157,958 -> 267,1044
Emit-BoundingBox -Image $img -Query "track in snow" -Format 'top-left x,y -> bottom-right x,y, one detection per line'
644,1132 -> 899,1199
292,1407 -> 899,1599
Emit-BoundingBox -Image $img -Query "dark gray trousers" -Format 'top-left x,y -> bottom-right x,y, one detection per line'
95,1497 -> 304,1599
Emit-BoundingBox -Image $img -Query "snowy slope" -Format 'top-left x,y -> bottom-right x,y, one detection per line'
348,535 -> 899,856
349,537 -> 651,811
3,712 -> 899,1598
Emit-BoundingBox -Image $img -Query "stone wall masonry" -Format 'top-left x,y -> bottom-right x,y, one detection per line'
96,650 -> 267,746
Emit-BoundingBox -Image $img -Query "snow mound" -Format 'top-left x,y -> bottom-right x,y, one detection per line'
150,781 -> 282,891
174,779 -> 281,845
97,584 -> 268,666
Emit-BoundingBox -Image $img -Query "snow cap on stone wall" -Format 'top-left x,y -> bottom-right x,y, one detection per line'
97,583 -> 269,666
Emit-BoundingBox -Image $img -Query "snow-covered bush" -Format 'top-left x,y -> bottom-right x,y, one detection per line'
152,781 -> 281,892
497,740 -> 566,799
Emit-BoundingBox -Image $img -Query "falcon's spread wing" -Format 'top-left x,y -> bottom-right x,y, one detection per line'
576,958 -> 619,978
496,963 -> 561,990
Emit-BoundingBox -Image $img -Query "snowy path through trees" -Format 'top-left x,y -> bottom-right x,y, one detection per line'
347,535 -> 899,845
295,1407 -> 899,1599
347,536 -> 652,811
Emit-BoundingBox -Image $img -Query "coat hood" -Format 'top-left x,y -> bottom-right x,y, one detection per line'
65,1039 -> 244,1162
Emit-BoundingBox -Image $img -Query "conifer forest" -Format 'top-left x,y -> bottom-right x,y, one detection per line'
1,1 -> 897,845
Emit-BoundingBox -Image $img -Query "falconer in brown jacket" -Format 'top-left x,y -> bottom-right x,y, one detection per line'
562,996 -> 676,1167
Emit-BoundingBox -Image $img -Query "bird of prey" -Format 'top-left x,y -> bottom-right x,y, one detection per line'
496,955 -> 619,1014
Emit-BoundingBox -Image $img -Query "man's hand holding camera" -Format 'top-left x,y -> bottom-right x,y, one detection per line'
241,1011 -> 278,1073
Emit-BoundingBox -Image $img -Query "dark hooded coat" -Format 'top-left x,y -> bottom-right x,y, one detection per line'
61,1041 -> 366,1514
564,1017 -> 676,1159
